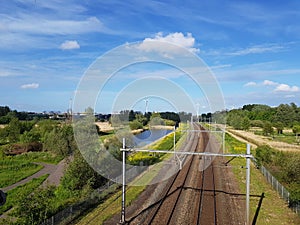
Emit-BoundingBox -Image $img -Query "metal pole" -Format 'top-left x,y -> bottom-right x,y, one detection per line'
174,126 -> 176,151
121,138 -> 126,224
173,126 -> 176,160
246,143 -> 251,225
223,131 -> 225,153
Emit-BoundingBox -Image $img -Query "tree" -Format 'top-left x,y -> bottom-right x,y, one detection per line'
149,112 -> 164,127
263,121 -> 274,136
129,110 -> 135,121
241,117 -> 250,130
135,113 -> 147,126
248,104 -> 274,121
20,130 -> 40,143
0,127 -> 8,143
273,104 -> 296,127
0,106 -> 10,117
17,186 -> 55,225
274,122 -> 284,135
283,154 -> 300,183
292,125 -> 300,135
250,120 -> 264,128
33,119 -> 58,142
43,125 -> 75,157
7,117 -> 21,143
255,145 -> 276,166
292,125 -> 300,143
61,150 -> 105,191
129,120 -> 143,130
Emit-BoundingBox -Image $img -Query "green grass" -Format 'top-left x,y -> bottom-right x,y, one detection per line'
225,133 -> 300,224
272,134 -> 300,145
14,151 -> 64,164
0,160 -> 43,188
0,174 -> 48,215
99,131 -> 115,142
253,130 -> 300,145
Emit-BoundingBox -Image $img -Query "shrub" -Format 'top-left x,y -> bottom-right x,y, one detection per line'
255,145 -> 276,166
129,120 -> 143,130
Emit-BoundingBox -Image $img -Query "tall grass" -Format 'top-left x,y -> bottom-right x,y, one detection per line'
0,160 -> 43,188
0,174 -> 48,215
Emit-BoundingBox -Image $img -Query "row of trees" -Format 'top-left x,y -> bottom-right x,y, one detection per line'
209,103 -> 300,134
110,110 -> 183,130
0,117 -> 76,157
0,106 -> 49,124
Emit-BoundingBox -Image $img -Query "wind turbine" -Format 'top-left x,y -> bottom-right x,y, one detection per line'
144,98 -> 149,114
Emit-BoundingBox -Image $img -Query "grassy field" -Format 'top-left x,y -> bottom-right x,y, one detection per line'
0,174 -> 48,216
0,151 -> 62,188
225,133 -> 300,224
0,160 -> 43,188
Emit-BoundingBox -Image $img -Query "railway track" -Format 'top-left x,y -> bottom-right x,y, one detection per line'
128,123 -> 219,225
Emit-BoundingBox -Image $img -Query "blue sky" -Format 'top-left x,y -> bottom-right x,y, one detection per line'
1,0 -> 300,113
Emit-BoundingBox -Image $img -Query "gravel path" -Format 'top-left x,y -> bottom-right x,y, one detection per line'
2,157 -> 70,192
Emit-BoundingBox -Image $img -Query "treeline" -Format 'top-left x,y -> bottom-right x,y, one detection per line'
209,103 -> 300,134
110,110 -> 192,130
0,106 -> 49,124
0,117 -> 74,157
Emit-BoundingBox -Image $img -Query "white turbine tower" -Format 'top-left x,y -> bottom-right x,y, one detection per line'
196,102 -> 200,121
144,98 -> 149,114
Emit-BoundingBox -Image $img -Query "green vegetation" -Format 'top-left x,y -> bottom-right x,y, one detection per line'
208,103 -> 300,139
0,174 -> 48,216
0,160 -> 43,188
225,134 -> 300,224
129,120 -> 143,130
76,185 -> 145,225
254,145 -> 300,204
13,151 -> 64,164
128,131 -> 181,166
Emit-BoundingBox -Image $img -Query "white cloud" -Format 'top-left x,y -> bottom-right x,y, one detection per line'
136,32 -> 199,55
21,83 -> 39,89
274,84 -> 300,92
60,40 -> 80,50
244,81 -> 257,87
285,94 -> 296,98
263,80 -> 278,86
0,70 -> 11,77
2,15 -> 104,35
246,79 -> 300,93
228,44 -> 284,56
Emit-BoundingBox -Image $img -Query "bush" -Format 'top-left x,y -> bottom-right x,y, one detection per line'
129,120 -> 143,130
255,145 -> 276,166
250,120 -> 264,128
263,121 -> 274,136
282,154 -> 300,183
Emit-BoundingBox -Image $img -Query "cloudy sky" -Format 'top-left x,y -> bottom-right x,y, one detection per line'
1,0 -> 300,113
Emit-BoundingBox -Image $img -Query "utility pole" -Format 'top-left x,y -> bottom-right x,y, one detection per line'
121,138 -> 126,224
246,144 -> 251,225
